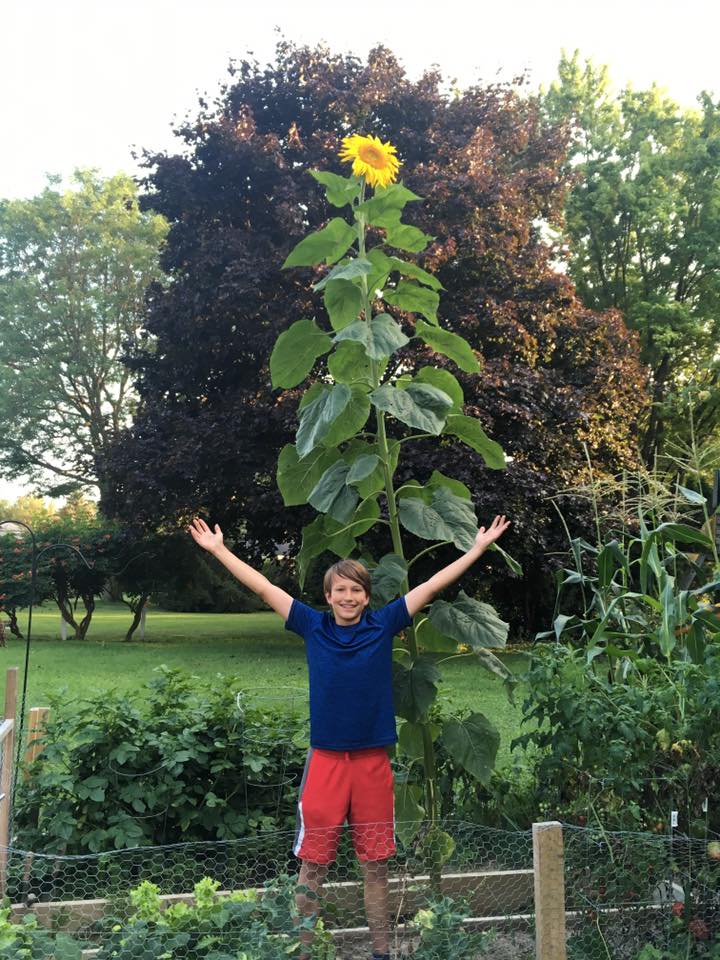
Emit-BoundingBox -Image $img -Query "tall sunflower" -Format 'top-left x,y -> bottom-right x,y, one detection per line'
339,134 -> 401,189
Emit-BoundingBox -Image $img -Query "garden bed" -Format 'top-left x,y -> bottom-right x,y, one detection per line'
9,866 -> 535,931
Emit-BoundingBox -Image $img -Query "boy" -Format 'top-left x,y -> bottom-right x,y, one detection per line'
189,514 -> 510,960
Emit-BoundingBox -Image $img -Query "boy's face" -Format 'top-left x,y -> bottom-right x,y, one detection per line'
325,575 -> 370,625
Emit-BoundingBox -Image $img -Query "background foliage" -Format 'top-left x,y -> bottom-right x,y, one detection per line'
543,52 -> 720,458
0,170 -> 168,500
99,42 -> 648,636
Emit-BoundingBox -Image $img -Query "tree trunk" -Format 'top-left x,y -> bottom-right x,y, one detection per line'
105,575 -> 124,603
7,608 -> 24,639
56,595 -> 95,639
57,596 -> 80,637
642,352 -> 671,464
123,595 -> 150,642
76,596 -> 95,640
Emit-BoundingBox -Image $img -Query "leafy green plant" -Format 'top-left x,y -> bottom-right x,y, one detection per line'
15,667 -> 309,857
410,897 -> 494,959
0,906 -> 86,959
543,470 -> 719,670
272,137 -> 520,858
513,641 -> 720,832
635,943 -> 720,959
95,873 -> 309,960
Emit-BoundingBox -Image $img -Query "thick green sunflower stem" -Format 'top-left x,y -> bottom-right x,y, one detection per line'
356,185 -> 440,842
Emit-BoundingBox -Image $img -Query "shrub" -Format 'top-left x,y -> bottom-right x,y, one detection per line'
512,643 -> 720,833
0,906 -> 86,959
16,667 -> 308,853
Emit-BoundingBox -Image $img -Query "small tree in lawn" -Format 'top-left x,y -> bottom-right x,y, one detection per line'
272,134 -> 520,862
0,529 -> 52,638
114,534 -> 165,642
35,518 -> 118,640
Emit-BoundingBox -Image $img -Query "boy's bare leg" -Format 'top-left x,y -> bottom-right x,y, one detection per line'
361,859 -> 390,955
296,860 -> 328,958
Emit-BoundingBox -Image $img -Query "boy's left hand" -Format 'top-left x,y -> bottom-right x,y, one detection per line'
475,515 -> 511,551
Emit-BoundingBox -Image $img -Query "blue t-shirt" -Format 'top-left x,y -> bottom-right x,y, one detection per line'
285,597 -> 412,750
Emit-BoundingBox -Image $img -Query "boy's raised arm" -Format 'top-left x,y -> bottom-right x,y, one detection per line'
404,515 -> 510,618
188,518 -> 294,621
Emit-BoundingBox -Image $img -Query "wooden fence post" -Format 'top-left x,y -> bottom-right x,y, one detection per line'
533,820 -> 567,960
3,667 -> 17,723
0,667 -> 19,898
24,707 -> 50,774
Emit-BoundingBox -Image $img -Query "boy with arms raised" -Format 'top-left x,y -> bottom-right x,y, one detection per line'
189,514 -> 510,960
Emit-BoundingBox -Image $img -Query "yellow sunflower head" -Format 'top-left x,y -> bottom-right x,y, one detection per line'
338,133 -> 401,190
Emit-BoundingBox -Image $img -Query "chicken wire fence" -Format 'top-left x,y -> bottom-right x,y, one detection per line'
1,822 -> 720,958
562,825 -> 720,958
0,821 -> 534,959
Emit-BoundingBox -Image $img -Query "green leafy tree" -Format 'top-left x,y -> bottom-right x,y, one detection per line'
543,52 -> 720,457
0,529 -> 52,638
1,495 -> 57,528
0,170 -> 168,500
273,144 -> 519,860
36,517 -> 119,640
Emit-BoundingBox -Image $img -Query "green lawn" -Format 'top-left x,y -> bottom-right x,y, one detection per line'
1,603 -> 528,767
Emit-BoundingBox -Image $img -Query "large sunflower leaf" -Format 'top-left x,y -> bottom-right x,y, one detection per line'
386,256 -> 443,291
366,248 -> 394,295
283,218 -> 357,268
385,223 -> 432,254
370,553 -> 408,606
413,367 -> 464,410
327,340 -> 376,387
384,280 -> 440,324
398,720 -> 440,759
426,470 -> 472,501
355,183 -> 422,228
473,647 -> 513,682
343,496 -> 381,540
394,781 -> 424,846
398,488 -> 478,551
335,313 -> 409,361
343,439 -> 400,499
269,318 -> 332,389
398,721 -> 425,760
313,256 -> 371,292
296,384 -> 351,459
276,444 -> 341,507
345,454 -> 380,486
415,319 -> 481,374
308,461 -> 359,523
324,279 -> 363,331
488,543 -> 523,577
321,385 -> 371,447
297,514 -> 356,587
443,414 -> 506,469
415,616 -> 457,652
429,590 -> 509,650
393,657 -> 440,722
442,713 -> 500,786
309,170 -> 362,208
370,382 -> 453,435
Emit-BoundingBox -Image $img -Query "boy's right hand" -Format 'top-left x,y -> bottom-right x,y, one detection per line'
188,517 -> 224,554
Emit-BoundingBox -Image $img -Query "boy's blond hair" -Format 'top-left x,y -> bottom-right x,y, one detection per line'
323,559 -> 372,598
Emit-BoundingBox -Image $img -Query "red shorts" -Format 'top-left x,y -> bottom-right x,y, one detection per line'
293,747 -> 395,864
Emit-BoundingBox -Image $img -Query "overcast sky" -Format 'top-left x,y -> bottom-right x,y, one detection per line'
1,0 -> 718,500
